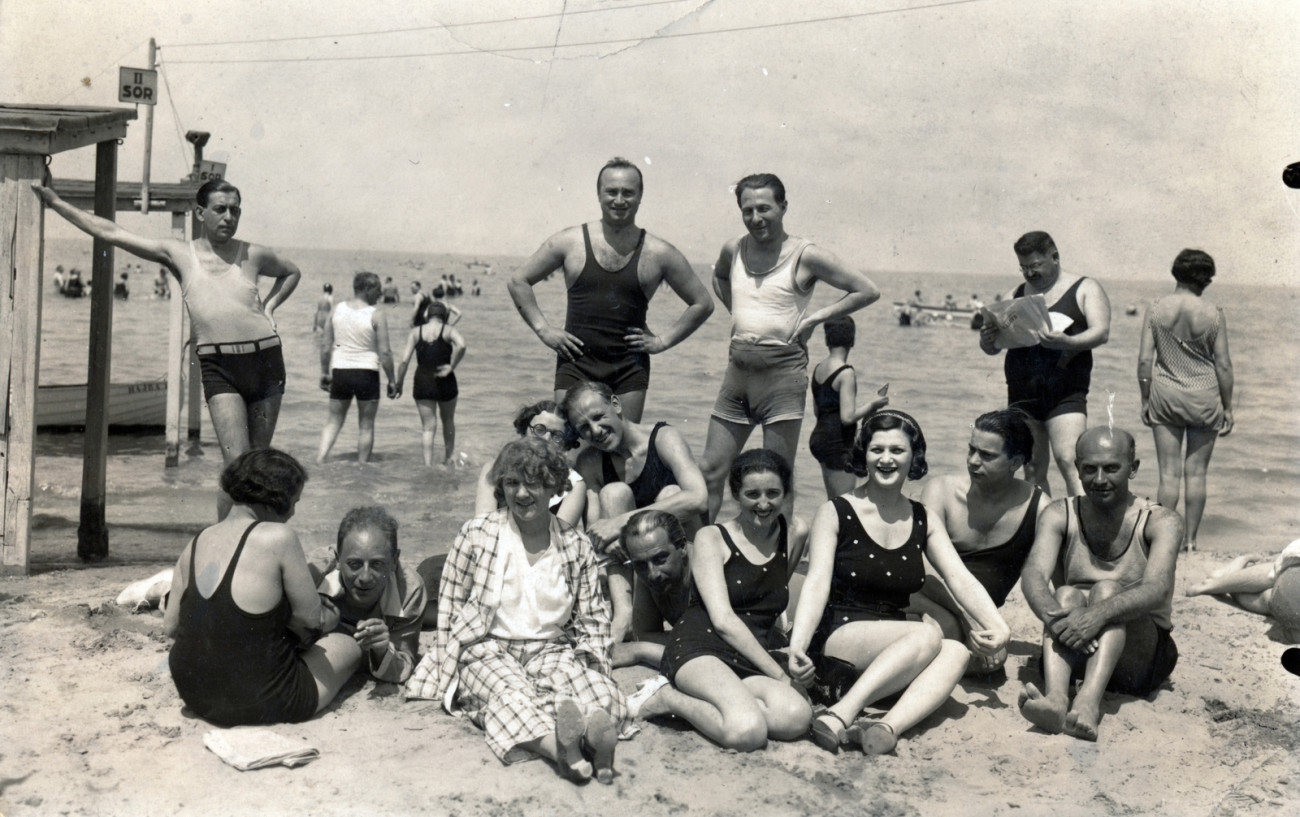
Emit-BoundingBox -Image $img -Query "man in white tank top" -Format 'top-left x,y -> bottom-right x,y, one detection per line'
1017,427 -> 1182,742
697,173 -> 881,521
32,179 -> 302,520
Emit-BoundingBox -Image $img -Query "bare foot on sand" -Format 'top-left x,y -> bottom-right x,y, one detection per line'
555,699 -> 593,783
1064,703 -> 1100,742
1018,683 -> 1067,734
584,708 -> 618,785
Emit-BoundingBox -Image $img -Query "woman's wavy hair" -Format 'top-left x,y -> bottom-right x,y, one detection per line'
851,410 -> 928,480
489,437 -> 572,505
220,448 -> 308,517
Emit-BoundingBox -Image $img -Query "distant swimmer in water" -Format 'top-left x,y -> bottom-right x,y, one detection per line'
381,276 -> 400,304
507,157 -> 715,423
113,271 -> 129,300
979,231 -> 1111,497
698,173 -> 881,521
1137,249 -> 1233,552
33,178 -> 302,520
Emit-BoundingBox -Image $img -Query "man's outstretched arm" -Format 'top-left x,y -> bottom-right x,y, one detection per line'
31,183 -> 180,268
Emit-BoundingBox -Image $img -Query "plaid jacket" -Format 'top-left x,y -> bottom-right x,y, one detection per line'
403,509 -> 613,709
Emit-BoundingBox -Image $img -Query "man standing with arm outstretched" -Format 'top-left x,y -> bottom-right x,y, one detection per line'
33,179 -> 302,519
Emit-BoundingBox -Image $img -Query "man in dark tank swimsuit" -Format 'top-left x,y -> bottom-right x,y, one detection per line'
911,409 -> 1044,673
507,157 -> 714,423
979,231 -> 1111,497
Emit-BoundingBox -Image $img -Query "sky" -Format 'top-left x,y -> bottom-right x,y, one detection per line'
4,0 -> 1299,283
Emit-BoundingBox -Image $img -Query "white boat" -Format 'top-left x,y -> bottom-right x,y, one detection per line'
36,379 -> 168,431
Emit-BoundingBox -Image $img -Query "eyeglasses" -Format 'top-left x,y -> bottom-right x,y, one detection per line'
529,424 -> 564,441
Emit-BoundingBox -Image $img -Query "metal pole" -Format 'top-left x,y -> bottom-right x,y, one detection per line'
140,38 -> 155,214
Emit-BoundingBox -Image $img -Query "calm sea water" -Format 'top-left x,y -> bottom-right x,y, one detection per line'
29,239 -> 1300,566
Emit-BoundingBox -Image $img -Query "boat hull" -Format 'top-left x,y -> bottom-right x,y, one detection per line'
36,380 -> 168,431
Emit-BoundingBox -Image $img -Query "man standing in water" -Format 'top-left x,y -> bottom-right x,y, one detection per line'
697,173 -> 881,520
507,157 -> 714,423
32,179 -> 302,519
979,231 -> 1111,496
1018,427 -> 1181,741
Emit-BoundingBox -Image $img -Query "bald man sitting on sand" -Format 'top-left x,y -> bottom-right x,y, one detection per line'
1017,427 -> 1182,741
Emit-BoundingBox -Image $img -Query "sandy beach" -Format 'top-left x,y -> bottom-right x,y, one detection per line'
2,544 -> 1296,817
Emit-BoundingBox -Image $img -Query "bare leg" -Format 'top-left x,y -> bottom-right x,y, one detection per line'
700,416 -> 754,522
821,466 -> 857,501
300,632 -> 363,713
1021,416 -> 1053,496
616,389 -> 647,425
670,656 -> 772,751
821,620 -> 944,729
1019,585 -> 1084,734
739,674 -> 812,740
438,397 -> 458,464
356,399 -> 380,463
1181,426 -> 1220,549
1045,412 -> 1086,497
415,400 -> 439,467
1150,423 -> 1185,513
1064,582 -> 1129,742
246,393 -> 282,450
873,639 -> 969,738
206,393 -> 253,520
1187,561 -> 1275,596
316,398 -> 351,463
760,418 -> 804,517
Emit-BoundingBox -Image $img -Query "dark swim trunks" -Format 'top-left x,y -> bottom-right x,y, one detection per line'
555,354 -> 650,394
1005,278 -> 1093,422
196,336 -> 286,403
330,368 -> 380,401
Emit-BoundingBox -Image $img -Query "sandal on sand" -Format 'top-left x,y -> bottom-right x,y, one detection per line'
848,720 -> 897,755
626,674 -> 670,719
810,710 -> 849,753
584,709 -> 618,785
554,699 -> 589,783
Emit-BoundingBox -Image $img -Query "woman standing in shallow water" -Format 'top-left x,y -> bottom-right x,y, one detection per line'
789,411 -> 1008,755
1138,248 -> 1234,552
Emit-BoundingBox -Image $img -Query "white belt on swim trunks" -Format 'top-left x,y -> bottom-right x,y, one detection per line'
195,335 -> 282,356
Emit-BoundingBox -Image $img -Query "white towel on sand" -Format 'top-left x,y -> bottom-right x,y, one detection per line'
202,728 -> 321,771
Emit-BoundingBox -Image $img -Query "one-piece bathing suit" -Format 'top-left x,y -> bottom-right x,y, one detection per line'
659,517 -> 790,683
168,521 -> 319,726
809,496 -> 928,659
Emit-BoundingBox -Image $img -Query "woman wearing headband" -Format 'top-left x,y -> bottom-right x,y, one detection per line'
788,410 -> 1009,754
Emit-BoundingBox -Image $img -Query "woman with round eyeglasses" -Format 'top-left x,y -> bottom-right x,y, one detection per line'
475,399 -> 588,528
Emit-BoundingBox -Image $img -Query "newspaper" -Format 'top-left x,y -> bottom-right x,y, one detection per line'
203,728 -> 321,771
979,295 -> 1072,349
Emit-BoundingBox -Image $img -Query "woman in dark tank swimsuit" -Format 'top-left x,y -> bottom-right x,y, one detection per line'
790,412 -> 1010,755
395,298 -> 467,466
649,450 -> 811,751
164,449 -> 360,726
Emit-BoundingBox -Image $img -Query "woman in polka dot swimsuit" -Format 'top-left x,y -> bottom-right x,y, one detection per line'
789,411 -> 1010,755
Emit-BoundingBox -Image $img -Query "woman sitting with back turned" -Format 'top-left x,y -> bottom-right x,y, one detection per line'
789,411 -> 1009,755
164,449 -> 361,726
405,437 -> 628,784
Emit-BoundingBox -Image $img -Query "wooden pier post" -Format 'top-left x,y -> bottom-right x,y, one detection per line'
76,139 -> 118,561
164,212 -> 186,467
0,153 -> 46,575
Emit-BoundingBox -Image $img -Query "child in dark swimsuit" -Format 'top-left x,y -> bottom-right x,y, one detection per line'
789,411 -> 1009,755
164,449 -> 360,726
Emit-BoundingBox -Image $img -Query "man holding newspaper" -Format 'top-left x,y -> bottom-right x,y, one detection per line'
978,232 -> 1112,497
